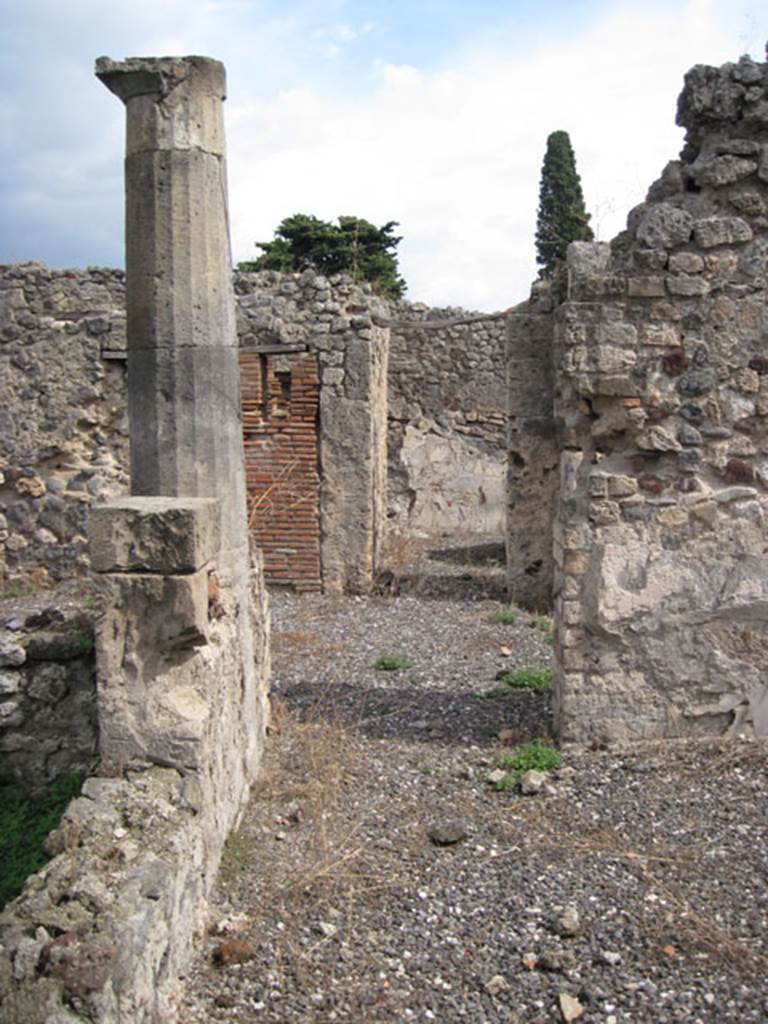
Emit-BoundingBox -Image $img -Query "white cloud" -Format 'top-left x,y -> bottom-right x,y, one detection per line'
226,1 -> 765,309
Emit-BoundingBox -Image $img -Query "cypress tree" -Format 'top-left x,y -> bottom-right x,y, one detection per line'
535,130 -> 593,278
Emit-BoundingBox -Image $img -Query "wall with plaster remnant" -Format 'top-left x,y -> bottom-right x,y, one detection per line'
387,306 -> 508,535
552,53 -> 768,743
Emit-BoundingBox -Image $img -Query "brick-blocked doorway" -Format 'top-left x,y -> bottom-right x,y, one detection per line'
240,348 -> 322,591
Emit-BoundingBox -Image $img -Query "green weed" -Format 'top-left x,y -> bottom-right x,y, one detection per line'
494,740 -> 561,791
492,608 -> 517,625
0,773 -> 83,909
374,652 -> 413,671
68,631 -> 94,655
487,666 -> 553,695
531,615 -> 553,635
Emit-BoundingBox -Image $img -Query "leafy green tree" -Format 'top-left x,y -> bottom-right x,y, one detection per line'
535,130 -> 593,278
238,214 -> 406,298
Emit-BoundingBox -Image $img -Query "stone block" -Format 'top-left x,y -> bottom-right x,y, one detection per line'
668,252 -> 704,274
628,276 -> 666,298
693,216 -> 753,248
640,324 -> 680,347
691,154 -> 758,186
566,241 -> 611,277
666,275 -> 710,296
101,570 -> 210,663
595,345 -> 637,374
90,496 -> 220,573
636,204 -> 693,248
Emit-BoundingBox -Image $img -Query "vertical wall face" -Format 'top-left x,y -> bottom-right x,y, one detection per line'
240,350 -> 322,590
388,309 -> 508,535
553,55 -> 768,743
506,288 -> 560,609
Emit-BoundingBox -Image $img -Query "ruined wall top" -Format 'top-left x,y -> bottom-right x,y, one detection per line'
677,50 -> 768,153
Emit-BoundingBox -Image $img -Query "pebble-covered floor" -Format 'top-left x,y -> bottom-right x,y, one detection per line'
181,538 -> 768,1024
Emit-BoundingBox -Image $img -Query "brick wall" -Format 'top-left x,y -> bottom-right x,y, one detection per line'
240,350 -> 321,591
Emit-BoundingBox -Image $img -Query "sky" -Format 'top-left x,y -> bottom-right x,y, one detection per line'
1,1 -> 767,311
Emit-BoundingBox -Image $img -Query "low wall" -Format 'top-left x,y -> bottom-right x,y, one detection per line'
0,497 -> 271,1022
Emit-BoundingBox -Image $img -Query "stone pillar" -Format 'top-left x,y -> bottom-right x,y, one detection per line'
95,55 -> 268,786
95,56 -> 248,569
506,286 -> 559,611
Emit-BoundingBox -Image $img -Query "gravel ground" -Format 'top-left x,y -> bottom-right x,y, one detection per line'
181,538 -> 768,1024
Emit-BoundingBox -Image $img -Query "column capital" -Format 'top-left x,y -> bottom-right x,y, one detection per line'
96,55 -> 226,155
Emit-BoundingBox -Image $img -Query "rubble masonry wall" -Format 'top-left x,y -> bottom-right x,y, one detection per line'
553,54 -> 768,743
1,269 -> 511,588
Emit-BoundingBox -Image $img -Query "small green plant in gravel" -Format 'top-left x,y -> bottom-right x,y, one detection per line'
487,666 -> 553,695
492,608 -> 517,625
374,652 -> 413,671
0,772 -> 83,909
494,740 -> 561,791
531,614 -> 553,635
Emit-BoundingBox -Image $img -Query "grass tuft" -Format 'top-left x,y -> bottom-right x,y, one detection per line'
0,772 -> 83,909
492,608 -> 517,625
530,614 -> 553,635
488,666 -> 552,695
374,652 -> 413,671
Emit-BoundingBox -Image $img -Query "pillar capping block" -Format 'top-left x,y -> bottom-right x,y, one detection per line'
95,55 -> 227,155
90,496 -> 221,574
95,55 -> 225,103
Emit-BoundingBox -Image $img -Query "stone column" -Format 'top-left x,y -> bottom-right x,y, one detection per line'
95,55 -> 268,784
95,56 -> 248,569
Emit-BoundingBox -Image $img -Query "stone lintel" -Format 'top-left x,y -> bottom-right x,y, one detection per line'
90,496 -> 220,573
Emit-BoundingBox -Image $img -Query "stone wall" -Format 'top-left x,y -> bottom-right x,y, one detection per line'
2,266 -> 514,589
0,266 -> 390,593
236,269 -> 390,593
0,498 -> 271,1024
552,53 -> 768,743
0,594 -> 97,787
0,263 -> 129,583
388,306 -> 508,534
